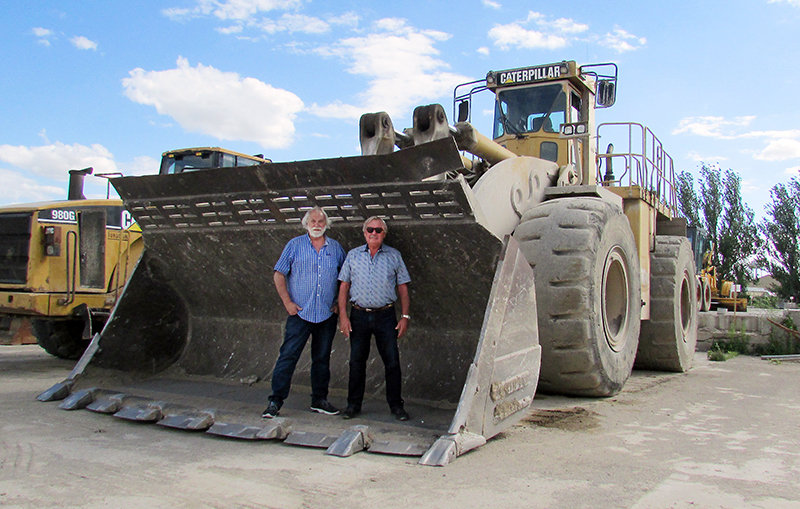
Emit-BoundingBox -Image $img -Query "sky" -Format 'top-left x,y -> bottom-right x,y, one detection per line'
2,0 -> 800,220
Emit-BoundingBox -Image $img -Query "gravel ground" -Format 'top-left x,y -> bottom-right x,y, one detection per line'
1,345 -> 799,509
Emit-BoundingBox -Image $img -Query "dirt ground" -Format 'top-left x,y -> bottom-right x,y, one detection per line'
1,345 -> 799,509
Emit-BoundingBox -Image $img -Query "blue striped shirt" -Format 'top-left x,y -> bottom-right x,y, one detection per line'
274,234 -> 346,323
338,244 -> 411,308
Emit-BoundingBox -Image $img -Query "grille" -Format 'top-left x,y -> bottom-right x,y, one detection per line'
0,213 -> 32,284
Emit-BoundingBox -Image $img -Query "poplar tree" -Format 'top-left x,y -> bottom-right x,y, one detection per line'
759,178 -> 800,301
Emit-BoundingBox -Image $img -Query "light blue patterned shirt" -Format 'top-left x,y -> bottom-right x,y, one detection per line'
338,244 -> 411,308
274,234 -> 345,323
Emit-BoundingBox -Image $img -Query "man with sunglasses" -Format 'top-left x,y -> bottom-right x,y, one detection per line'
262,207 -> 346,419
337,216 -> 412,421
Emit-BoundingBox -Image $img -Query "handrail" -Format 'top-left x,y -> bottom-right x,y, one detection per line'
595,122 -> 678,215
59,230 -> 78,305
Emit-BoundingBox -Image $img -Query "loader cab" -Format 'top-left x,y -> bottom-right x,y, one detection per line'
159,147 -> 271,175
455,60 -> 617,184
491,80 -> 581,165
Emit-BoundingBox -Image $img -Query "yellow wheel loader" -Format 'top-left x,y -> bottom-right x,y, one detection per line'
40,61 -> 698,466
0,168 -> 143,358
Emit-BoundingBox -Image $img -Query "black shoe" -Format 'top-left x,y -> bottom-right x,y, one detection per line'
342,406 -> 360,419
392,407 -> 410,421
310,400 -> 340,415
262,401 -> 280,419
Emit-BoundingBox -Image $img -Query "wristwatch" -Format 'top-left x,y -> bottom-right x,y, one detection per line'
401,314 -> 411,320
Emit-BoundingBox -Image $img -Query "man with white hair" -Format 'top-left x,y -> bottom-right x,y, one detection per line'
263,207 -> 346,418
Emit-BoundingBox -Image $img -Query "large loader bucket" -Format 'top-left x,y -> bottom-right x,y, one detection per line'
38,138 -> 541,465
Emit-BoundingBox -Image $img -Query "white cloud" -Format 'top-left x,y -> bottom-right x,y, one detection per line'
260,13 -> 330,34
0,142 -> 117,180
755,138 -> 800,161
550,18 -> 589,34
309,19 -> 470,120
71,36 -> 98,50
489,22 -> 568,50
216,25 -> 244,34
784,165 -> 800,175
326,12 -> 360,27
488,11 -> 587,51
598,27 -> 646,53
164,0 -> 303,21
482,0 -> 502,9
118,155 -> 161,176
33,27 -> 53,46
769,0 -> 800,6
686,151 -> 728,162
477,46 -> 490,56
122,57 -> 304,149
0,169 -> 65,205
672,116 -> 756,139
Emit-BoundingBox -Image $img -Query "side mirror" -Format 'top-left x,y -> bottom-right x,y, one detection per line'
457,100 -> 470,123
596,80 -> 616,108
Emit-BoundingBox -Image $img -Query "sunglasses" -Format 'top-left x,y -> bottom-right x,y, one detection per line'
366,227 -> 384,234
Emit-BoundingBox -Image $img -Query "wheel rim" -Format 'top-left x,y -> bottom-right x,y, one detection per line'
680,272 -> 692,338
602,246 -> 630,352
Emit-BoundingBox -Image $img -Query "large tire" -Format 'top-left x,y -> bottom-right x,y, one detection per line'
635,236 -> 698,372
699,277 -> 711,312
32,319 -> 89,360
514,197 -> 641,397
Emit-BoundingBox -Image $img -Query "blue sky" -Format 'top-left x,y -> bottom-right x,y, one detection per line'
2,1 -> 799,220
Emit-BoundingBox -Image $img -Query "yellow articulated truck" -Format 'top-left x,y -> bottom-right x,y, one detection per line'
40,61 -> 698,466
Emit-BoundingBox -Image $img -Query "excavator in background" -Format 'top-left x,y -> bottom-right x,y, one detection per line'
39,60 -> 699,466
687,226 -> 748,312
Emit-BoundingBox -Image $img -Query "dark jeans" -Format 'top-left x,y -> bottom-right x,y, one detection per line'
347,307 -> 404,411
270,313 -> 337,405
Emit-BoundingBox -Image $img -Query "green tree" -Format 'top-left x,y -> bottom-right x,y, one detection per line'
699,164 -> 725,269
759,178 -> 800,301
676,163 -> 759,289
677,171 -> 701,227
717,170 -> 759,288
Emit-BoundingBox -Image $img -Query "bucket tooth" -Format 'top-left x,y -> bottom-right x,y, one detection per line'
366,440 -> 431,457
254,418 -> 292,440
86,393 -> 128,414
36,380 -> 75,402
158,409 -> 217,431
284,431 -> 339,449
207,422 -> 275,440
419,432 -> 487,467
58,387 -> 109,410
326,425 -> 372,457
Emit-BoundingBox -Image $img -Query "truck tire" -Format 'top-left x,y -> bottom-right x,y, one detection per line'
635,236 -> 698,372
514,197 -> 641,397
699,277 -> 711,312
32,319 -> 89,360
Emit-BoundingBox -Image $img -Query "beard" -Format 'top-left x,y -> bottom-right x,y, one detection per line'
308,226 -> 327,238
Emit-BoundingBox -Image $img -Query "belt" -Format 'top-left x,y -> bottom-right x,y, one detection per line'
351,302 -> 394,312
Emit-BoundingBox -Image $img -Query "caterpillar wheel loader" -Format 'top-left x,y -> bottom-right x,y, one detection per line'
0,168 -> 142,358
39,61 -> 698,466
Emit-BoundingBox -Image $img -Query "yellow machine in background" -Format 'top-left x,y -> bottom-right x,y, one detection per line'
0,168 -> 144,358
687,226 -> 747,312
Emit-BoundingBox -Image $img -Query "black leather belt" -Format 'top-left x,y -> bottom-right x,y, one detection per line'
351,303 -> 394,312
